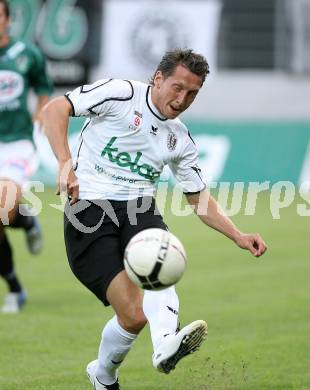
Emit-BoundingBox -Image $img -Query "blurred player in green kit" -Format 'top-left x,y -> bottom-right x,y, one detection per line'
0,0 -> 53,313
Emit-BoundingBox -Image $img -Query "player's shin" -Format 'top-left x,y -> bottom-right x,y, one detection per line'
96,315 -> 137,385
9,204 -> 35,230
143,286 -> 180,351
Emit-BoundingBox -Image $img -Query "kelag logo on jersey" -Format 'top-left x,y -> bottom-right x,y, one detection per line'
0,71 -> 24,103
101,137 -> 160,183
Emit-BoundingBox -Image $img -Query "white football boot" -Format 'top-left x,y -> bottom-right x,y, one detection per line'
86,360 -> 120,389
1,291 -> 27,313
152,320 -> 208,374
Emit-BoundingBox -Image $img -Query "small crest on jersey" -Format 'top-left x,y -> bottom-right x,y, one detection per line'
129,115 -> 142,131
150,125 -> 158,135
134,110 -> 142,118
167,131 -> 177,151
134,116 -> 141,126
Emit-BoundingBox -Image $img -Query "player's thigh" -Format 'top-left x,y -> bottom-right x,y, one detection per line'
65,232 -> 124,306
0,140 -> 38,224
0,178 -> 22,225
120,197 -> 168,251
64,202 -> 125,306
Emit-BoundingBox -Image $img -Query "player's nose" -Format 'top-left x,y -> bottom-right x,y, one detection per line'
175,91 -> 187,106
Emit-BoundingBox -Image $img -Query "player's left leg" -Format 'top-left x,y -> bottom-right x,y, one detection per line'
143,287 -> 207,374
124,197 -> 208,374
0,180 -> 27,313
143,286 -> 180,350
0,140 -> 42,255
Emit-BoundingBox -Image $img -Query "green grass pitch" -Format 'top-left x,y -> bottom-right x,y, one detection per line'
0,189 -> 309,389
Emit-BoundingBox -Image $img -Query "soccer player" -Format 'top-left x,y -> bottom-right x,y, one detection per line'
43,49 -> 267,389
0,0 -> 53,313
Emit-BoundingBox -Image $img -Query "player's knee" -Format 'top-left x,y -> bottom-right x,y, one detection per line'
0,179 -> 21,225
119,307 -> 147,333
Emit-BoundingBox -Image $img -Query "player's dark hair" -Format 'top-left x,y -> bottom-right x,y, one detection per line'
150,48 -> 210,86
0,0 -> 10,18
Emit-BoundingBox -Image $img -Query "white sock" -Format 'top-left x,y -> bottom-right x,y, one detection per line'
143,286 -> 179,351
96,315 -> 137,385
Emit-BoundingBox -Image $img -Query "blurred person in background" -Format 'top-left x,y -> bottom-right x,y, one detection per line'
0,0 -> 53,313
43,47 -> 266,389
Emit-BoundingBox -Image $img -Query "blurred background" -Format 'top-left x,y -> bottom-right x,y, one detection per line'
2,2 -> 309,389
9,0 -> 310,186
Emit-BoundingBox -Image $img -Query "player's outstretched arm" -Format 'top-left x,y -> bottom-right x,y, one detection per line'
185,190 -> 267,257
42,97 -> 79,204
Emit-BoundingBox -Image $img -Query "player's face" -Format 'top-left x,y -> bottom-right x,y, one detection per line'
152,64 -> 202,119
0,4 -> 9,41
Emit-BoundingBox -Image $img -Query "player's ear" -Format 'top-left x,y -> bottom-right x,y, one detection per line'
154,71 -> 164,89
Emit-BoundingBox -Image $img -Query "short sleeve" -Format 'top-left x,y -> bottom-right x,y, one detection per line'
65,79 -> 134,117
28,44 -> 53,96
169,133 -> 206,194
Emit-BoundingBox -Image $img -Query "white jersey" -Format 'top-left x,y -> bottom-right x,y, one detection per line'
65,79 -> 206,200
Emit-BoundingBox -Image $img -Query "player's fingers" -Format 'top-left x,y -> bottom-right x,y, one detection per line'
256,234 -> 267,254
253,242 -> 266,257
68,182 -> 79,205
257,240 -> 267,256
68,179 -> 79,189
68,182 -> 79,195
249,234 -> 263,257
59,180 -> 69,196
247,240 -> 258,256
70,196 -> 79,205
69,190 -> 79,205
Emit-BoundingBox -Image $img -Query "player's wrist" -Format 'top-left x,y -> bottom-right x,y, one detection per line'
58,158 -> 74,173
231,229 -> 243,244
58,156 -> 72,165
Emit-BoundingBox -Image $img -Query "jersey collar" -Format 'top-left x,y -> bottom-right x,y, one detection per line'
146,86 -> 167,121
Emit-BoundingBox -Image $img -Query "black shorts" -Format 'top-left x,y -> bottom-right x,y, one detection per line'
64,197 -> 167,306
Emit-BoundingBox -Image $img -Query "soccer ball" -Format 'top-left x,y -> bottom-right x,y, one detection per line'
124,228 -> 186,290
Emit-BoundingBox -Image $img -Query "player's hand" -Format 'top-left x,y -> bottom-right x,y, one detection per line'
57,161 -> 79,205
235,233 -> 267,257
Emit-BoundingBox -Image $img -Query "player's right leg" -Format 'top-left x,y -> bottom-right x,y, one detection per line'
10,203 -> 43,255
64,200 -> 147,389
87,270 -> 147,389
85,272 -> 146,389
